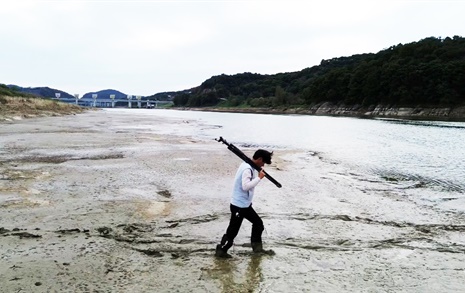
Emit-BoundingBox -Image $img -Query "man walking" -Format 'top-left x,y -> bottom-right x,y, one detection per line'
215,149 -> 275,258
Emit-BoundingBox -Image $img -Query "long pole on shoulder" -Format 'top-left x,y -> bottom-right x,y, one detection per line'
215,136 -> 282,188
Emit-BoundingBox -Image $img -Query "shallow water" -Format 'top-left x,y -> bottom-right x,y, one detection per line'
116,108 -> 465,209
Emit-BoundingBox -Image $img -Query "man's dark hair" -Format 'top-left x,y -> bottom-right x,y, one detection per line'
253,149 -> 273,164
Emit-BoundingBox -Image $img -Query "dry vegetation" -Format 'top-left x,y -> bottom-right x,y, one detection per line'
0,96 -> 86,121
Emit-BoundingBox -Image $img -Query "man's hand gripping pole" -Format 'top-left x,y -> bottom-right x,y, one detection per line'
215,136 -> 282,188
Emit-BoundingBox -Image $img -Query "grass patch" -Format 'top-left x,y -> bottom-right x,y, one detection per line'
0,95 -> 85,120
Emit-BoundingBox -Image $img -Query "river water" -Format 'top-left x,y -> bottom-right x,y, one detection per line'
107,108 -> 465,291
122,109 -> 465,211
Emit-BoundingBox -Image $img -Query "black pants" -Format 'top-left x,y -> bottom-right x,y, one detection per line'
219,204 -> 264,252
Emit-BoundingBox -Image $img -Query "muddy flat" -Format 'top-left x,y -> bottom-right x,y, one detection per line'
1,109 -> 464,292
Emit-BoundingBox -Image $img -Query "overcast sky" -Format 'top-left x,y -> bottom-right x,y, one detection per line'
1,0 -> 464,97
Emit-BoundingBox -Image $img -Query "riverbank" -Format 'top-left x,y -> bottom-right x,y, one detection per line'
183,103 -> 465,122
1,109 -> 464,292
0,96 -> 85,122
2,94 -> 464,123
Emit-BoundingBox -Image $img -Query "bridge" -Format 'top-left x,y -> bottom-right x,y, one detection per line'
57,97 -> 173,108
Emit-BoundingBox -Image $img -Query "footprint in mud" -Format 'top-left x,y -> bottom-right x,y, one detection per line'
117,223 -> 154,233
132,248 -> 163,257
97,227 -> 113,236
157,190 -> 172,198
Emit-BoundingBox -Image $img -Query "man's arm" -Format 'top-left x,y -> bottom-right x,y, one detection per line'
241,168 -> 266,191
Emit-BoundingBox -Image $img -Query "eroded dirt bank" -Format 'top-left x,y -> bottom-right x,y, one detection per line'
186,104 -> 465,122
1,109 -> 464,292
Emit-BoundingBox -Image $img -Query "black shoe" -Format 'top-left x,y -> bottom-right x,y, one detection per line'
215,244 -> 232,258
251,242 -> 275,255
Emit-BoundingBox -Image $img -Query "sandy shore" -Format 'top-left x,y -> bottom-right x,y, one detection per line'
1,109 -> 464,292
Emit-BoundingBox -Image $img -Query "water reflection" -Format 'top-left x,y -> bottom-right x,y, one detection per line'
210,254 -> 264,293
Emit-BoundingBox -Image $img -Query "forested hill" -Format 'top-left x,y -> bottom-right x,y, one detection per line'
173,36 -> 465,109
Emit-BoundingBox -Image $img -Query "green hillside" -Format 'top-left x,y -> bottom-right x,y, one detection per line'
0,84 -> 33,98
173,36 -> 465,109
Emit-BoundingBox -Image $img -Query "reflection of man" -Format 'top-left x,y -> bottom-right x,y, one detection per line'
243,255 -> 264,291
211,254 -> 264,293
215,149 -> 275,258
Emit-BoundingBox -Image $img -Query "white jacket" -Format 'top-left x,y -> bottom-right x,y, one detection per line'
230,162 -> 262,208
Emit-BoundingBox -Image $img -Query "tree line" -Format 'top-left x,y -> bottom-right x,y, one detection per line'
173,36 -> 465,109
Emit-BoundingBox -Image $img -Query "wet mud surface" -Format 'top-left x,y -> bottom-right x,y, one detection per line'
1,110 -> 464,292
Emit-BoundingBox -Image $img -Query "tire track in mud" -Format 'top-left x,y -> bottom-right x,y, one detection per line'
1,222 -> 216,261
92,217 -> 222,258
164,213 -> 220,225
108,213 -> 465,255
0,141 -> 125,165
375,170 -> 465,193
277,237 -> 465,254
4,212 -> 463,261
264,212 -> 465,233
1,153 -> 125,164
88,213 -> 243,258
265,212 -> 465,254
92,213 -> 465,257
